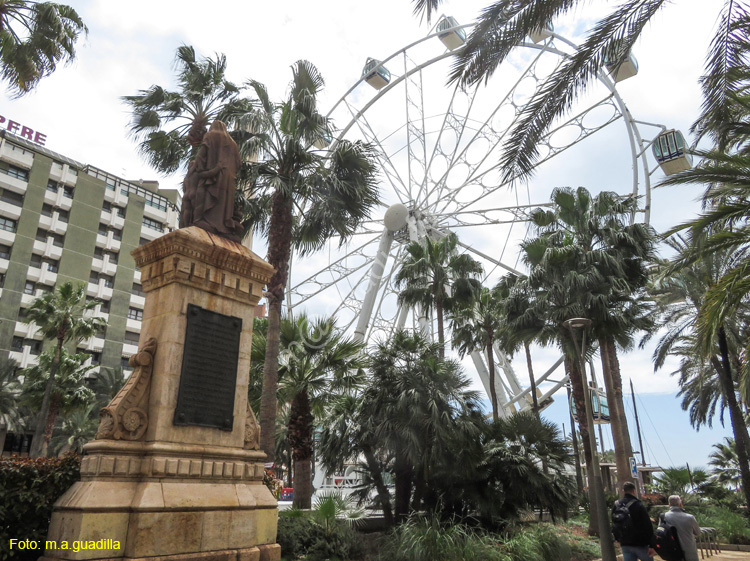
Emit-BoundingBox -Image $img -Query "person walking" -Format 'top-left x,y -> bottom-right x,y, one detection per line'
612,482 -> 657,561
664,495 -> 701,561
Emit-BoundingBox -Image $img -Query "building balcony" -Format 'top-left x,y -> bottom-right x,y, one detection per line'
20,293 -> 35,306
26,266 -> 41,282
82,336 -> 105,353
102,257 -> 117,277
0,142 -> 34,169
38,214 -> 52,230
133,269 -> 142,283
49,214 -> 68,235
14,321 -> 39,339
130,294 -> 145,308
126,318 -> 141,332
8,350 -> 24,365
0,257 -> 9,274
49,163 -> 78,187
91,257 -> 104,273
0,200 -> 23,221
0,171 -> 27,195
143,203 -> 167,222
95,233 -> 107,249
122,342 -> 139,356
38,268 -> 57,286
33,239 -> 63,260
105,233 -> 121,252
139,226 -> 160,242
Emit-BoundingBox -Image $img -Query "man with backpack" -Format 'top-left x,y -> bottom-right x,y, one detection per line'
663,495 -> 701,561
612,482 -> 657,561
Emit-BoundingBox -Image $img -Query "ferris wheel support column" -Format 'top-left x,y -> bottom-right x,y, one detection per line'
471,351 -> 511,419
353,227 -> 395,343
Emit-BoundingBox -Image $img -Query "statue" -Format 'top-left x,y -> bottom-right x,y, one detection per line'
180,120 -> 244,243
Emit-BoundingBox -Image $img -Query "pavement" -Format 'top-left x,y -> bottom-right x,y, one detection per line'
708,552 -> 750,561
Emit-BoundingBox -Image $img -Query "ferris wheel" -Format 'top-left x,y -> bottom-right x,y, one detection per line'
286,19 -> 671,417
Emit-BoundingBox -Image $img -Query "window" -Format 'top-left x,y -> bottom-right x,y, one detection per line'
114,206 -> 125,218
3,165 -> 29,182
45,259 -> 59,273
139,237 -> 149,246
0,244 -> 10,259
111,228 -> 122,241
121,356 -> 132,370
101,274 -> 114,288
124,331 -> 140,345
0,273 -> 5,287
97,223 -> 108,236
106,251 -> 118,264
56,209 -> 69,223
28,340 -> 42,355
100,299 -> 110,313
17,307 -> 28,320
127,307 -> 143,321
93,247 -> 104,259
132,283 -> 144,297
35,228 -> 48,242
46,181 -> 59,193
11,337 -> 23,351
105,177 -> 116,191
89,351 -> 101,365
50,233 -> 64,247
29,254 -> 42,268
142,217 -> 164,232
95,326 -> 106,339
0,217 -> 17,232
24,281 -> 35,294
88,271 -> 99,284
40,204 -> 53,218
0,188 -> 24,206
102,201 -> 112,213
63,186 -> 74,199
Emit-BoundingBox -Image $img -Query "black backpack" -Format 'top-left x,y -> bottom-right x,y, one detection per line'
655,514 -> 683,561
611,497 -> 637,542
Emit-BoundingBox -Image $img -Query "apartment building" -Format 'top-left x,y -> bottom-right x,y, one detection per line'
0,130 -> 180,375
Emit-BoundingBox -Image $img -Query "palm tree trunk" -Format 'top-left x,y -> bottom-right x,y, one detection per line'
259,191 -> 293,461
394,452 -> 412,524
436,293 -> 445,360
289,390 -> 314,510
30,337 -> 63,458
362,445 -> 394,526
565,353 -> 599,536
42,394 -> 60,456
716,327 -> 750,508
524,341 -> 539,415
486,339 -> 498,422
599,337 -> 634,489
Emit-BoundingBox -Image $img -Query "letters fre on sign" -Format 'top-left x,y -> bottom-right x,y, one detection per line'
173,304 -> 242,430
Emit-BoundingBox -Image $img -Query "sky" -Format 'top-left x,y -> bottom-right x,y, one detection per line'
0,0 -> 737,469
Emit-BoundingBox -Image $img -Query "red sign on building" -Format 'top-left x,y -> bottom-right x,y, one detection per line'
0,115 -> 47,145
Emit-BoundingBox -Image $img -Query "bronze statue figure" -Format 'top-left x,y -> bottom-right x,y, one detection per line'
180,120 -> 244,243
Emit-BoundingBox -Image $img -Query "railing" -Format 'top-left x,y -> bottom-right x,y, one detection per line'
698,527 -> 720,558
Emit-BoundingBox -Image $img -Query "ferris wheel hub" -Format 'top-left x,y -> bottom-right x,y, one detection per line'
384,203 -> 409,232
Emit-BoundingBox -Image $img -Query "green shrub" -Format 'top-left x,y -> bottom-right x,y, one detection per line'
646,504 -> 750,545
500,524 -> 571,561
277,508 -> 363,560
0,454 -> 80,561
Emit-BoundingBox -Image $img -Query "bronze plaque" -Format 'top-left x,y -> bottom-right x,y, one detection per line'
173,304 -> 242,430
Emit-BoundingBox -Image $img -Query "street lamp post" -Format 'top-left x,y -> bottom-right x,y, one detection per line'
564,318 -> 617,561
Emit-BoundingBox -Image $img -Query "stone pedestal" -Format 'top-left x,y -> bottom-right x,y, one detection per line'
42,227 -> 279,561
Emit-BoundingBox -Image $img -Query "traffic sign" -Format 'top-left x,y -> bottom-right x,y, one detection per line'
629,457 -> 638,478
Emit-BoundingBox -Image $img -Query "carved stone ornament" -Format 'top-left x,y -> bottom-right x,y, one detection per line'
96,337 -> 157,441
243,403 -> 260,450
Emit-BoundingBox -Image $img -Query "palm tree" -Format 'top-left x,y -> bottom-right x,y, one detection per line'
709,437 -> 742,491
236,60 -> 379,460
648,234 -> 750,507
20,348 -> 95,456
524,187 -> 656,489
88,366 -> 125,409
0,0 -> 87,96
123,45 -> 251,174
395,232 -> 482,359
277,314 -> 366,509
25,281 -> 103,457
49,402 -> 98,455
451,285 -> 503,420
409,1 -> 745,185
0,357 -> 21,451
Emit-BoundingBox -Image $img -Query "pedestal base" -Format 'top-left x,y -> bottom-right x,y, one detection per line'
40,544 -> 281,561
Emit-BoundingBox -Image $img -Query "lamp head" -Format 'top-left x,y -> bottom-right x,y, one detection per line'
564,317 -> 592,330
